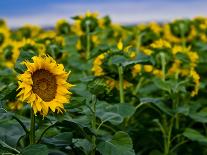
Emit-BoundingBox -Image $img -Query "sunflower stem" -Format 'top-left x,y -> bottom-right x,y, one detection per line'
131,77 -> 144,105
118,65 -> 125,103
179,23 -> 186,48
91,95 -> 97,155
29,109 -> 36,144
136,29 -> 142,55
160,52 -> 166,81
86,22 -> 91,60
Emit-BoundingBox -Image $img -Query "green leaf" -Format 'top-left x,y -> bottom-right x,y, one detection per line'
149,150 -> 163,155
43,132 -> 72,147
97,112 -> 123,125
56,120 -> 95,137
107,103 -> 136,118
0,140 -> 20,154
21,144 -> 48,155
153,78 -> 171,93
190,111 -> 207,123
183,128 -> 207,143
97,131 -> 135,155
109,55 -> 127,66
73,139 -> 93,155
122,55 -> 151,67
175,52 -> 190,64
0,83 -> 17,101
140,98 -> 172,116
0,115 -> 27,147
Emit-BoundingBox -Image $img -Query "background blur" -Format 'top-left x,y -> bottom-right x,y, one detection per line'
0,0 -> 207,28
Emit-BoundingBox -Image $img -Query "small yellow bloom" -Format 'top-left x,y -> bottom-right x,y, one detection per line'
143,49 -> 153,55
7,101 -> 24,111
149,22 -> 161,34
190,70 -> 200,97
123,80 -> 133,89
106,79 -> 116,90
172,45 -> 183,55
144,65 -> 153,73
132,64 -> 142,77
117,40 -> 123,50
153,69 -> 163,78
130,52 -> 136,59
150,39 -> 171,49
92,65 -> 105,76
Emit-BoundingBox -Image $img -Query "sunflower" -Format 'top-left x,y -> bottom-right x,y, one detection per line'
17,55 -> 73,116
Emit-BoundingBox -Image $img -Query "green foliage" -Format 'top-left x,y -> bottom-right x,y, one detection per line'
1,13 -> 207,155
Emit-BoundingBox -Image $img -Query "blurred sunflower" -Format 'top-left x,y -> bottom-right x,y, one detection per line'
17,55 -> 73,116
0,27 -> 10,47
55,19 -> 71,35
1,40 -> 20,68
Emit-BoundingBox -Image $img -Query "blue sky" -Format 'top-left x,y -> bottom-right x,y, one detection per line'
0,0 -> 207,27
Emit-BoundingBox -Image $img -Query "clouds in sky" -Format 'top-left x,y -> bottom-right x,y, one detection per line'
1,0 -> 207,27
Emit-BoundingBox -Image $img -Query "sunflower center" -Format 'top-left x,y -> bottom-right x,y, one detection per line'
32,69 -> 57,102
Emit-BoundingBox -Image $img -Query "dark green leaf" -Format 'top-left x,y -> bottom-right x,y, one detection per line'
43,132 -> 72,147
97,131 -> 135,155
183,128 -> 207,143
21,144 -> 48,155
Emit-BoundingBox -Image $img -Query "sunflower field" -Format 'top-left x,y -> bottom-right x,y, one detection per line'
1,12 -> 207,155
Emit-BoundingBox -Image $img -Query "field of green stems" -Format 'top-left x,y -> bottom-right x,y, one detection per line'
1,12 -> 207,155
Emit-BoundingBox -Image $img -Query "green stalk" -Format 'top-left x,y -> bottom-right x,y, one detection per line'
86,22 -> 91,60
118,65 -> 124,103
131,77 -> 144,105
160,52 -> 166,81
175,97 -> 180,130
91,96 -> 97,155
29,109 -> 35,144
179,23 -> 186,48
136,30 -> 141,55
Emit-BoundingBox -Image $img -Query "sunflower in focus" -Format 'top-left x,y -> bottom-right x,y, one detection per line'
17,55 -> 73,116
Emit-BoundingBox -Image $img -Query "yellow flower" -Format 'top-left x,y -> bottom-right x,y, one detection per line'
106,79 -> 116,90
7,101 -> 23,111
144,65 -> 153,73
92,65 -> 105,76
94,53 -> 105,65
172,45 -> 183,55
149,22 -> 161,34
23,24 -> 41,38
190,70 -> 200,97
143,49 -> 153,56
187,51 -> 199,63
168,60 -> 181,75
163,24 -> 196,43
1,40 -> 21,68
21,38 -> 36,46
71,20 -> 83,36
132,64 -> 142,77
85,11 -> 99,18
150,39 -> 171,49
199,23 -> 207,30
123,80 -> 133,89
56,19 -> 67,28
153,69 -> 163,78
17,55 -> 73,116
129,52 -> 136,59
38,30 -> 56,39
0,27 -> 10,47
56,36 -> 66,46
200,34 -> 207,42
92,35 -> 100,45
117,40 -> 123,50
92,53 -> 106,76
